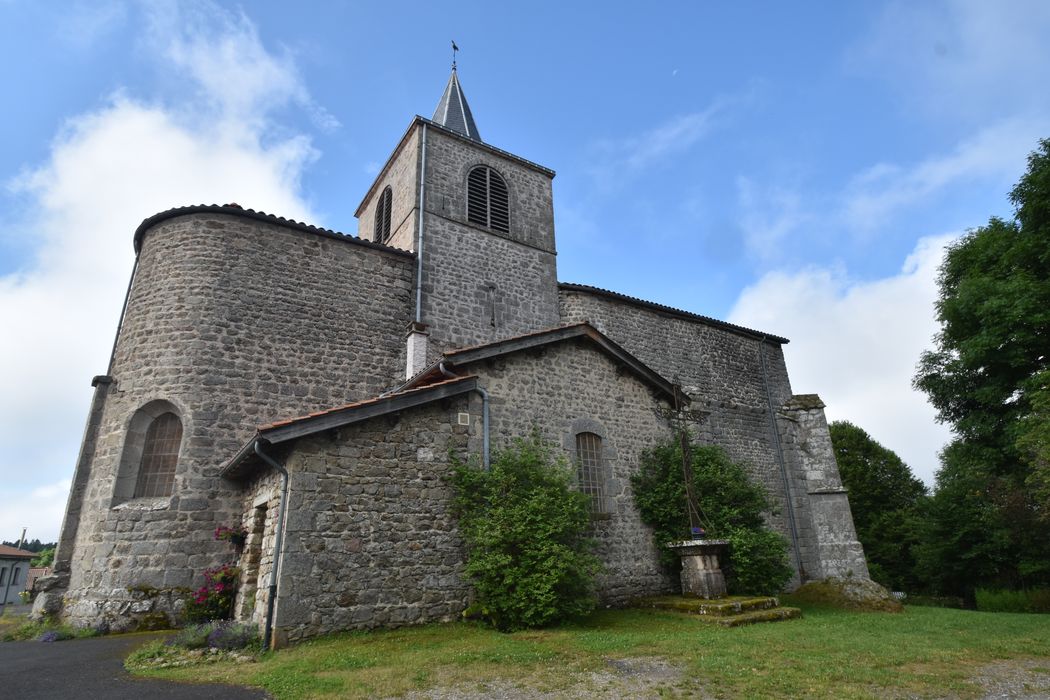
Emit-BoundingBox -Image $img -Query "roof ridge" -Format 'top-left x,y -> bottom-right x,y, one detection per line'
558,282 -> 789,344
133,204 -> 415,257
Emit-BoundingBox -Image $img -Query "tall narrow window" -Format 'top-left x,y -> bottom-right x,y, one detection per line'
576,432 -> 605,513
467,166 -> 509,233
133,412 -> 182,498
374,186 -> 393,244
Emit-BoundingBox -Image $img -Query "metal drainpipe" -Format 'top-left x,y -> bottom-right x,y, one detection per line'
759,336 -> 805,580
439,362 -> 489,471
253,440 -> 289,650
415,124 -> 428,324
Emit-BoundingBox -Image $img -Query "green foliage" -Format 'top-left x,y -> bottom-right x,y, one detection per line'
975,587 -> 1050,614
450,434 -> 601,632
913,138 -> 1050,596
30,547 -> 55,568
829,421 -> 928,591
631,435 -> 793,595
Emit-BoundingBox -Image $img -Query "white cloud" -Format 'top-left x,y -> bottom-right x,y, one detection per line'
0,2 -> 324,542
736,176 -> 810,261
728,234 -> 958,485
852,0 -> 1050,121
842,117 -> 1047,232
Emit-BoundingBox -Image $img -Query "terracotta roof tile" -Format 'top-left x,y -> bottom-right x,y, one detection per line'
0,544 -> 35,559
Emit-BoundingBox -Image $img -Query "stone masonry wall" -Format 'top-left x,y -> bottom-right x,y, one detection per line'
59,212 -> 415,627
420,128 -> 560,354
356,125 -> 420,252
262,397 -> 473,644
559,289 -> 836,585
459,338 -> 678,604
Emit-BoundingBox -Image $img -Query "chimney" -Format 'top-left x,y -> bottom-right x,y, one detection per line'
405,322 -> 430,379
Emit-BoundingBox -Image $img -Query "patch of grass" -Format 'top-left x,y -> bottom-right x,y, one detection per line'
129,603 -> 1050,699
0,612 -> 101,642
975,588 -> 1050,614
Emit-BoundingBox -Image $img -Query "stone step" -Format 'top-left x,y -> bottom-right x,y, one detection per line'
636,595 -> 781,617
712,606 -> 802,627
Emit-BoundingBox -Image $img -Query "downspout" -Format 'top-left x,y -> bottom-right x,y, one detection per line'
759,336 -> 805,580
439,362 -> 489,471
253,440 -> 289,650
415,123 -> 428,324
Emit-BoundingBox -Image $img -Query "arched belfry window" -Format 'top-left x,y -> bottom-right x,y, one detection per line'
575,432 -> 605,513
134,412 -> 182,498
467,166 -> 509,233
374,186 -> 393,244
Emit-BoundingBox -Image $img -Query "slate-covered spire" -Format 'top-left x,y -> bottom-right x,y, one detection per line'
432,69 -> 481,142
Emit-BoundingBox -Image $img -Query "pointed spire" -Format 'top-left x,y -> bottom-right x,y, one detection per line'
432,69 -> 482,142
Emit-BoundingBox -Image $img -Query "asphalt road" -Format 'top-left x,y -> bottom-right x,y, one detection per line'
0,633 -> 269,699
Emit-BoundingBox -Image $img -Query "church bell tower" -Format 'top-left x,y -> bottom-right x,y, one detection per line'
356,66 -> 561,375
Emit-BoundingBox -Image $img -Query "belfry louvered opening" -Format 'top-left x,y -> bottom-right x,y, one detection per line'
466,166 -> 510,233
374,186 -> 393,243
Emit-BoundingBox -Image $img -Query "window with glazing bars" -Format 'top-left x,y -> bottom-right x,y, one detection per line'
575,432 -> 604,513
134,412 -> 182,498
374,186 -> 393,243
467,166 -> 509,233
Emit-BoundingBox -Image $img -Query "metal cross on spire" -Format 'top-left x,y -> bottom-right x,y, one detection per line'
451,40 -> 459,71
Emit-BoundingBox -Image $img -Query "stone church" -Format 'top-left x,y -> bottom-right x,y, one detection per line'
36,69 -> 867,645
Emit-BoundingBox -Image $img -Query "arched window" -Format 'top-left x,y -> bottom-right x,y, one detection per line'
134,412 -> 182,498
575,432 -> 605,513
467,166 -> 509,233
374,186 -> 393,244
113,400 -> 185,504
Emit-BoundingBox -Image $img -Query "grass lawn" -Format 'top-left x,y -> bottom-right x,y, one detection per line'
129,600 -> 1050,699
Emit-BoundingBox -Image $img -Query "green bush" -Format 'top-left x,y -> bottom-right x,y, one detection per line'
975,588 -> 1050,613
450,433 -> 601,632
631,434 -> 793,596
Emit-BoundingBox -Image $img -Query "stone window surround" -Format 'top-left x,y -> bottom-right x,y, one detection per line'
111,398 -> 188,508
463,162 -> 514,235
562,417 -> 619,518
374,186 -> 393,244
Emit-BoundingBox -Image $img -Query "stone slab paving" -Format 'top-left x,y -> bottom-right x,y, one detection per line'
0,633 -> 268,700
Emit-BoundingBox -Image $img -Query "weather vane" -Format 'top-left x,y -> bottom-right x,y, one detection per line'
451,40 -> 459,71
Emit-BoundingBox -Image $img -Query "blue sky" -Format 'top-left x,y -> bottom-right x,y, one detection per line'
2,0 -> 1049,542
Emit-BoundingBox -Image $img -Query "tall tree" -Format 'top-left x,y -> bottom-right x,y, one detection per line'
914,138 -> 1050,595
829,421 -> 927,591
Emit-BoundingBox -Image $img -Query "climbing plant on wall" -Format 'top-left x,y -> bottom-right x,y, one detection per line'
631,435 -> 793,596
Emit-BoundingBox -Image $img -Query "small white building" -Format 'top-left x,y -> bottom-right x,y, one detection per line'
0,545 -> 34,604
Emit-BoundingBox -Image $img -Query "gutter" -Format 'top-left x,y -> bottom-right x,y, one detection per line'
439,362 -> 489,470
253,440 -> 290,650
416,123 -> 427,324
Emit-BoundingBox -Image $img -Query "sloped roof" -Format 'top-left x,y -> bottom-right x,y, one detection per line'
401,322 -> 682,404
0,544 -> 34,559
432,70 -> 481,142
221,376 -> 478,480
133,203 -> 415,257
558,283 -> 790,345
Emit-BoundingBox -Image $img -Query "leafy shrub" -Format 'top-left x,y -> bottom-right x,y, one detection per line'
183,565 -> 240,623
170,621 -> 260,650
975,588 -> 1050,613
450,433 -> 601,631
206,621 -> 260,650
631,434 -> 793,595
